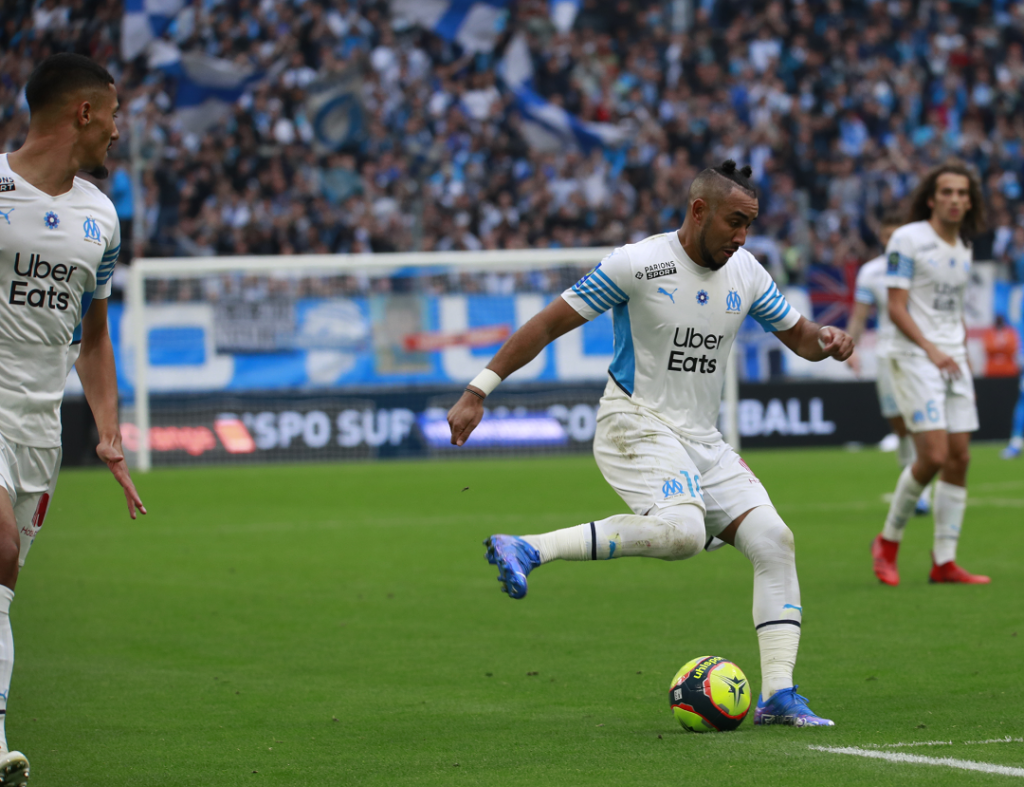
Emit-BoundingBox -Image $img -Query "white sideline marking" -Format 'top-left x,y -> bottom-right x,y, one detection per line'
810,745 -> 1024,778
865,737 -> 1024,749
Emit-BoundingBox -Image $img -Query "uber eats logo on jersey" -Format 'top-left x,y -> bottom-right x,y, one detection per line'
667,327 -> 724,374
8,253 -> 77,311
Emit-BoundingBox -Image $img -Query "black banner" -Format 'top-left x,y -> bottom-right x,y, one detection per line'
60,377 -> 1022,465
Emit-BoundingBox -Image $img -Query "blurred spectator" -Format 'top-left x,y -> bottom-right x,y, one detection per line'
2,0 -> 1023,283
983,314 -> 1020,377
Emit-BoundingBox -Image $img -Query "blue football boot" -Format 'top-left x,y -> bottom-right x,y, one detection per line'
753,686 -> 835,727
484,535 -> 540,599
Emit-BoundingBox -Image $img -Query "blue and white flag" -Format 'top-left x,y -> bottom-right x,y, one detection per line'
166,52 -> 260,134
499,33 -> 630,153
391,0 -> 511,54
550,0 -> 581,33
305,72 -> 366,152
121,0 -> 187,61
513,86 -> 630,153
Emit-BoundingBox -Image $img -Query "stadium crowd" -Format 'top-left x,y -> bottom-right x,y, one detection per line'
4,0 -> 1024,286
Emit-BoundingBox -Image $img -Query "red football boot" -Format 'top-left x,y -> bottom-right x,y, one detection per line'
871,535 -> 900,586
929,558 -> 991,584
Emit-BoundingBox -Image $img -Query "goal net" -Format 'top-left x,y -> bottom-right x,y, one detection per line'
119,249 -> 740,470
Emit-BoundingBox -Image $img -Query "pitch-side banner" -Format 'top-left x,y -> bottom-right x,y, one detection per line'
77,378 -> 1016,467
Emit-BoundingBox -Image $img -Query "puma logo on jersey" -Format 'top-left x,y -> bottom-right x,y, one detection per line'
0,208 -> 13,224
658,287 -> 677,303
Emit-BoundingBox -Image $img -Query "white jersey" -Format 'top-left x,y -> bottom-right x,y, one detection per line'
884,220 -> 971,358
562,231 -> 800,442
854,255 -> 896,358
0,154 -> 118,448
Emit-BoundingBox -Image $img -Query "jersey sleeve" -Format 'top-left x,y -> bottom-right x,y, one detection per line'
884,229 -> 914,290
94,218 -> 120,300
747,262 -> 801,333
854,265 -> 876,305
561,248 -> 633,320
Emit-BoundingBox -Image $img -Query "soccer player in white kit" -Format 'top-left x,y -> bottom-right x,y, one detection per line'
872,162 -> 989,586
848,212 -> 931,515
0,54 -> 147,784
448,162 -> 854,728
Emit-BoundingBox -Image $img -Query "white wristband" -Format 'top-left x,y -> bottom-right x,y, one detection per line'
468,369 -> 502,397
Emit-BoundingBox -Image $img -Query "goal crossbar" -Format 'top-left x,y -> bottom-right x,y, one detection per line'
125,247 -> 741,471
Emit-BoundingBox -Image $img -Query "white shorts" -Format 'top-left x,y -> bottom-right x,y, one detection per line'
874,356 -> 901,419
593,409 -> 773,538
888,354 -> 979,434
0,432 -> 62,568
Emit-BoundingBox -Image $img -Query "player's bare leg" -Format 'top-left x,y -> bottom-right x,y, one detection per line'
0,491 -> 27,787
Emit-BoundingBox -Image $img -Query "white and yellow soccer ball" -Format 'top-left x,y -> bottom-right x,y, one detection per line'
669,656 -> 751,732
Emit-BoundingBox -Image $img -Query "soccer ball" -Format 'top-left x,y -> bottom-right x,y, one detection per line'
668,655 -> 751,732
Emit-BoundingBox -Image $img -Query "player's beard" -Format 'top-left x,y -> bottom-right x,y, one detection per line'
86,165 -> 110,179
698,225 -> 727,271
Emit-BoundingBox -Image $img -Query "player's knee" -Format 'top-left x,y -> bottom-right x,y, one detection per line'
734,506 -> 795,564
919,443 -> 947,470
946,444 -> 970,471
0,529 -> 19,573
653,505 -> 705,560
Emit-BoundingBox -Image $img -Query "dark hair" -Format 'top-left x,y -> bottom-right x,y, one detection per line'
713,159 -> 757,199
880,209 -> 905,227
25,53 -> 115,115
688,159 -> 757,209
908,160 -> 985,243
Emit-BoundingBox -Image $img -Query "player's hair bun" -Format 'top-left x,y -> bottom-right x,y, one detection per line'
721,159 -> 737,174
739,164 -> 753,178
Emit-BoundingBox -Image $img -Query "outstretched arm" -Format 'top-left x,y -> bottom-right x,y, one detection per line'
448,298 -> 586,446
888,287 -> 961,378
76,298 -> 147,518
774,315 -> 855,361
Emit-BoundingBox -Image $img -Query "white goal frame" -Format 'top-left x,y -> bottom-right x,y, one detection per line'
126,248 -> 741,471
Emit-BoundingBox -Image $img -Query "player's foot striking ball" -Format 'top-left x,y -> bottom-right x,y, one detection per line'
929,558 -> 991,584
753,686 -> 835,727
484,535 -> 540,599
871,534 -> 900,586
669,656 -> 751,732
0,751 -> 29,787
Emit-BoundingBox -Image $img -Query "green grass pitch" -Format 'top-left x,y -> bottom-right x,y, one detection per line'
12,445 -> 1024,786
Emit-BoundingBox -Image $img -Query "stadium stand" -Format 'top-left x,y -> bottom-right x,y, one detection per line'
3,0 -> 1024,288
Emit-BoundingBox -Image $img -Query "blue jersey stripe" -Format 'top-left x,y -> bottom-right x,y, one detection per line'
577,279 -> 616,310
749,283 -> 779,313
591,268 -> 628,301
578,275 -> 621,306
574,287 -> 605,313
574,282 -> 613,311
608,302 -> 635,394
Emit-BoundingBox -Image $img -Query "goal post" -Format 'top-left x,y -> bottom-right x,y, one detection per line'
125,248 -> 743,471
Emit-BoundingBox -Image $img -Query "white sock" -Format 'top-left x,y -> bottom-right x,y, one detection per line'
933,481 -> 967,565
882,466 -> 925,542
756,627 -> 801,700
0,586 -> 13,753
733,506 -> 802,699
897,434 -> 916,468
521,506 -> 705,564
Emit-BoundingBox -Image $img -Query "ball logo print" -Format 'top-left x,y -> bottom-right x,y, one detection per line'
669,656 -> 751,732
696,289 -> 709,306
44,211 -> 59,230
